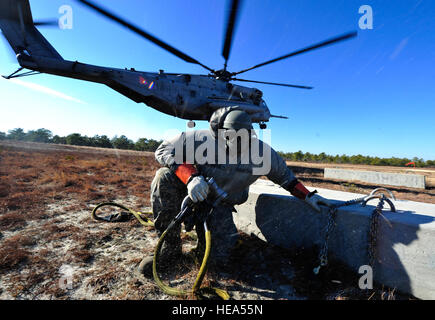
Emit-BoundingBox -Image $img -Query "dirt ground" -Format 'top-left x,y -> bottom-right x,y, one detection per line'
0,141 -> 418,300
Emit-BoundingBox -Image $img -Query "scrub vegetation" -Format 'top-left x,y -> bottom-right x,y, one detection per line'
0,141 -> 420,300
1,128 -> 434,167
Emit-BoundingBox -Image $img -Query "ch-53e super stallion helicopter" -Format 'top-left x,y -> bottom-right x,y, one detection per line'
0,0 -> 357,129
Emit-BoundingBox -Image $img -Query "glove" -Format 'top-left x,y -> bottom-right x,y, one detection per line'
285,179 -> 332,212
187,175 -> 209,203
305,193 -> 332,212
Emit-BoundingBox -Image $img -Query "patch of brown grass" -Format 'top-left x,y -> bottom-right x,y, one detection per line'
43,222 -> 81,241
69,244 -> 94,264
38,279 -> 69,299
0,142 -> 161,298
0,183 -> 10,198
0,212 -> 27,231
87,266 -> 121,294
67,231 -> 100,264
0,239 -> 31,272
73,249 -> 93,264
7,234 -> 37,247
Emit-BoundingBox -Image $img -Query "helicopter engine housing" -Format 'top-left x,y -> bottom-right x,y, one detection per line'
228,84 -> 263,105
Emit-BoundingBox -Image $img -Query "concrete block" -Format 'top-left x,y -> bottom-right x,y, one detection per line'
233,179 -> 435,299
324,168 -> 426,189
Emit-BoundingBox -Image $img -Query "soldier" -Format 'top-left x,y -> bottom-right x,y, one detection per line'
138,107 -> 332,276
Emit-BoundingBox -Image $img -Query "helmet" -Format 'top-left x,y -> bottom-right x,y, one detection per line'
222,110 -> 253,130
209,107 -> 256,156
209,107 -> 253,138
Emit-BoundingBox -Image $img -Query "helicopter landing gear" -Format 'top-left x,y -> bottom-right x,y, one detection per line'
187,120 -> 196,128
259,122 -> 267,129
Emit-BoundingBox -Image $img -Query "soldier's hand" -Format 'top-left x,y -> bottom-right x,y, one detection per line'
305,193 -> 332,212
187,176 -> 209,203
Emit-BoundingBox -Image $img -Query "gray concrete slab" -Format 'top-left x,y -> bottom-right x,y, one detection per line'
233,180 -> 435,299
324,167 -> 426,189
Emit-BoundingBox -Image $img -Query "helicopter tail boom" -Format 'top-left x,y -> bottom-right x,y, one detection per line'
0,0 -> 63,61
0,0 -> 158,107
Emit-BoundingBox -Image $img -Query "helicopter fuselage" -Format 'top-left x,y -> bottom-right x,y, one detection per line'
16,53 -> 271,124
1,0 -> 357,129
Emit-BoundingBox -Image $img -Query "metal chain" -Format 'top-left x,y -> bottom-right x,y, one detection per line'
313,206 -> 337,274
313,194 -> 390,275
368,196 -> 385,269
313,198 -> 363,274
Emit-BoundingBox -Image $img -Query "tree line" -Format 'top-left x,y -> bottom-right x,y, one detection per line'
1,128 -> 434,167
278,150 -> 435,168
0,128 -> 162,152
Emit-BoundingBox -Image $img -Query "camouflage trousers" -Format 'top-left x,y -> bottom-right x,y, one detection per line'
150,167 -> 239,268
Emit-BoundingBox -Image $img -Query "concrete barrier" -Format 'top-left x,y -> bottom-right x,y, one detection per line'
233,179 -> 435,299
324,167 -> 426,189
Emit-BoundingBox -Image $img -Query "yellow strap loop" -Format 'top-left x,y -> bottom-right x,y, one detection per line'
153,222 -> 229,300
91,202 -> 229,300
91,202 -> 154,226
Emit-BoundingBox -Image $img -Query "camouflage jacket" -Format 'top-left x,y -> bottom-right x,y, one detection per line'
155,108 -> 296,205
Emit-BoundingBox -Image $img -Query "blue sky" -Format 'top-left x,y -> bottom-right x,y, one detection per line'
0,0 -> 434,160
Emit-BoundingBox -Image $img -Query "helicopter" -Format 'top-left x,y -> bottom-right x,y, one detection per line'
0,0 -> 357,129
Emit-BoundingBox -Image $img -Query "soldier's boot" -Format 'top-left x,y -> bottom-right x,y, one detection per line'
137,167 -> 187,278
188,238 -> 206,266
137,235 -> 183,278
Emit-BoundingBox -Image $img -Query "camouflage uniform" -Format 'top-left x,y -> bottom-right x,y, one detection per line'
150,107 -> 298,267
151,167 -> 239,266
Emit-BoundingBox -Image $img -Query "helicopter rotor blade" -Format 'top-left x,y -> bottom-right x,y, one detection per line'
233,31 -> 357,76
34,20 -> 59,27
231,77 -> 313,89
76,0 -> 215,73
222,0 -> 243,70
